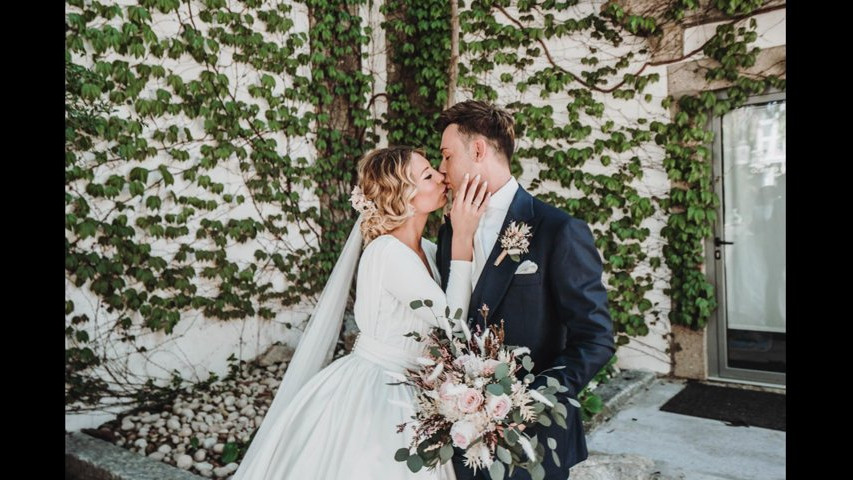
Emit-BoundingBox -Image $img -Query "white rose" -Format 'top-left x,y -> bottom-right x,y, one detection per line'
485,393 -> 512,420
450,420 -> 478,449
439,380 -> 466,400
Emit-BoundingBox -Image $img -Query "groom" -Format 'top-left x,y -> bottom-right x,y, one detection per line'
435,101 -> 615,480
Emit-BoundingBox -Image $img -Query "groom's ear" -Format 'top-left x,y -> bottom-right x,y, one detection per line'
472,136 -> 487,163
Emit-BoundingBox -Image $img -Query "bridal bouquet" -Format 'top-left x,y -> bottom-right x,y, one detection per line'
391,302 -> 578,480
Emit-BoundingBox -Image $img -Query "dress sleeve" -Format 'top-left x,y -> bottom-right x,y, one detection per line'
381,239 -> 472,329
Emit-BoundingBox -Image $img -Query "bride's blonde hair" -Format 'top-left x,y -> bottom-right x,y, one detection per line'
356,146 -> 424,244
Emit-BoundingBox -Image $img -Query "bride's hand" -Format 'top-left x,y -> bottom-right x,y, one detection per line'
450,173 -> 490,241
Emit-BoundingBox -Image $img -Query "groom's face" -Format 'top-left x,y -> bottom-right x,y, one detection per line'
439,124 -> 479,193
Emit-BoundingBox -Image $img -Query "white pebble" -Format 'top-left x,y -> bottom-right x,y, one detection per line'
213,443 -> 224,454
195,461 -> 214,472
176,454 -> 193,470
158,444 -> 172,454
213,466 -> 232,477
141,413 -> 160,424
148,451 -> 165,461
133,438 -> 148,449
121,420 -> 135,431
167,418 -> 182,430
224,396 -> 236,407
179,427 -> 193,437
193,449 -> 207,462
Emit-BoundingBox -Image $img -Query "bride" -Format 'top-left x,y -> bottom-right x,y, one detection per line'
231,146 -> 490,479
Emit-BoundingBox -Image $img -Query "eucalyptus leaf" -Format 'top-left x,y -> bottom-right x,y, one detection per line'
395,448 -> 409,462
487,384 -> 505,396
489,460 -> 505,480
496,446 -> 512,464
439,444 -> 454,462
407,454 -> 424,473
531,462 -> 545,480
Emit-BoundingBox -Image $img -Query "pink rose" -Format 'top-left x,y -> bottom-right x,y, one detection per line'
486,393 -> 512,420
457,388 -> 485,413
450,420 -> 478,449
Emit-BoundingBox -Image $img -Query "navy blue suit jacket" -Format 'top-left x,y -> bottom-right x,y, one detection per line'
437,185 -> 615,480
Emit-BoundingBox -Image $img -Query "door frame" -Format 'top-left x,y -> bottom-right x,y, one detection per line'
706,89 -> 786,387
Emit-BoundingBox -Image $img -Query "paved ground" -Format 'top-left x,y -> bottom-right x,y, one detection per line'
582,377 -> 786,480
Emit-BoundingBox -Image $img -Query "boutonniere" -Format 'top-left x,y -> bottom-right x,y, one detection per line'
494,221 -> 532,266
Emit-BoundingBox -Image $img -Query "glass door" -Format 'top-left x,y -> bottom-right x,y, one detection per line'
708,91 -> 786,386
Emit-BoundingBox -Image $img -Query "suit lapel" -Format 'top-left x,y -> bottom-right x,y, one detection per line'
438,215 -> 452,290
469,186 -> 537,327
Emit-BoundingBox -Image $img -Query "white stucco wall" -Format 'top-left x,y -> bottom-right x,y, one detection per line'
65,0 -> 318,431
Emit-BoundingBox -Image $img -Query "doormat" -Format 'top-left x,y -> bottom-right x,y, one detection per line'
659,382 -> 785,431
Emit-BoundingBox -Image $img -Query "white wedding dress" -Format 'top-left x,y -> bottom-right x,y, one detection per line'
231,234 -> 471,479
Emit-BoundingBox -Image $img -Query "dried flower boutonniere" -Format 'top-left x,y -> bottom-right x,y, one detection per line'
494,221 -> 532,266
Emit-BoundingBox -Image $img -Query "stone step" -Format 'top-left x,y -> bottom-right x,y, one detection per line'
66,431 -> 203,480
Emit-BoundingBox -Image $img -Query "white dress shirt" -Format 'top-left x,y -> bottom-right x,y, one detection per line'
472,177 -> 519,287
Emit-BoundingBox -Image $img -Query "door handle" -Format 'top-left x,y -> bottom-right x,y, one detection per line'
714,237 -> 734,247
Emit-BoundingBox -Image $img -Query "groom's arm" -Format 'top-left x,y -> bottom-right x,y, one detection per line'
537,217 -> 615,399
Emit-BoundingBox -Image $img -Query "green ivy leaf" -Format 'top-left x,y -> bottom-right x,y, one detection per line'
221,442 -> 238,464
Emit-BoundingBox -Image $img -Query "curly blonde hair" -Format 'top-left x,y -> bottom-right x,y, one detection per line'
356,146 -> 423,244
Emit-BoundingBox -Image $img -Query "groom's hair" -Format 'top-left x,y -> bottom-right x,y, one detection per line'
436,100 -> 515,166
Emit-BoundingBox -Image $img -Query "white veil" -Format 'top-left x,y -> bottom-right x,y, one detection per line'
231,215 -> 364,479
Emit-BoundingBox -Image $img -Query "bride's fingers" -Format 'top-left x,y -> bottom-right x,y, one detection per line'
454,173 -> 470,208
463,175 -> 482,205
472,179 -> 488,208
477,192 -> 491,214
